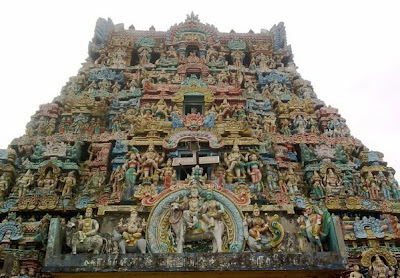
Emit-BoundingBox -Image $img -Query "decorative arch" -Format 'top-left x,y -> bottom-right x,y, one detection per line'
361,247 -> 397,267
163,130 -> 223,150
172,76 -> 214,111
146,187 -> 245,253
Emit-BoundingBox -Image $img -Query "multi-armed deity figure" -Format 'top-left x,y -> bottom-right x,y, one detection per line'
140,143 -> 165,181
224,144 -> 247,183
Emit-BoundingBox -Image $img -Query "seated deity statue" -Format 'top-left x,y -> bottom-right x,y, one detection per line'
74,207 -> 100,246
38,170 -> 57,191
118,210 -> 145,245
184,107 -> 204,130
182,186 -> 201,229
153,98 -> 169,119
186,51 -> 200,63
166,46 -> 179,64
217,98 -> 233,120
246,206 -> 268,241
369,255 -> 395,278
201,190 -> 224,228
323,168 -> 341,189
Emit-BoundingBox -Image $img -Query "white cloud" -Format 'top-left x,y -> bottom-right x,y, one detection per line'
0,0 -> 399,177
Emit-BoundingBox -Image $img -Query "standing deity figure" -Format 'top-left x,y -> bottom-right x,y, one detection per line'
99,78 -> 111,91
60,171 -> 77,197
166,46 -> 179,63
160,158 -> 176,189
246,205 -> 268,241
87,81 -> 98,94
231,50 -> 245,68
365,171 -> 380,200
285,166 -> 299,194
124,151 -> 141,188
206,46 -> 218,63
0,174 -> 11,199
138,47 -> 151,65
110,166 -> 125,198
224,145 -> 247,183
277,178 -> 288,195
377,171 -> 391,199
217,98 -> 233,120
201,190 -> 224,228
140,144 -> 165,180
311,171 -> 325,198
388,172 -> 400,200
246,153 -> 263,183
111,81 -> 121,95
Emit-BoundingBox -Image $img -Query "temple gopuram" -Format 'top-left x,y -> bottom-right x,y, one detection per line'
1,13 -> 399,278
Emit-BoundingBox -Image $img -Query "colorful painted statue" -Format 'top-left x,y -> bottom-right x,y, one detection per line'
224,144 -> 247,183
246,153 -> 263,184
110,166 -> 125,199
160,158 -> 176,189
17,170 -> 34,197
244,206 -> 284,252
0,173 -> 12,199
124,151 -> 141,187
114,210 -> 147,254
349,265 -> 364,278
201,190 -> 224,228
38,170 -> 57,191
66,207 -> 103,254
140,144 -> 165,181
170,186 -> 225,253
369,255 -> 395,278
246,205 -> 268,241
311,171 -> 325,198
60,171 -> 76,197
297,205 -> 331,251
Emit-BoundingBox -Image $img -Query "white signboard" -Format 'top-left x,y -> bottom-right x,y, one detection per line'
199,156 -> 220,164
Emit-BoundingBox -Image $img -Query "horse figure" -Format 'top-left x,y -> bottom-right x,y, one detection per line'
168,201 -> 225,253
112,228 -> 147,254
65,220 -> 104,254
